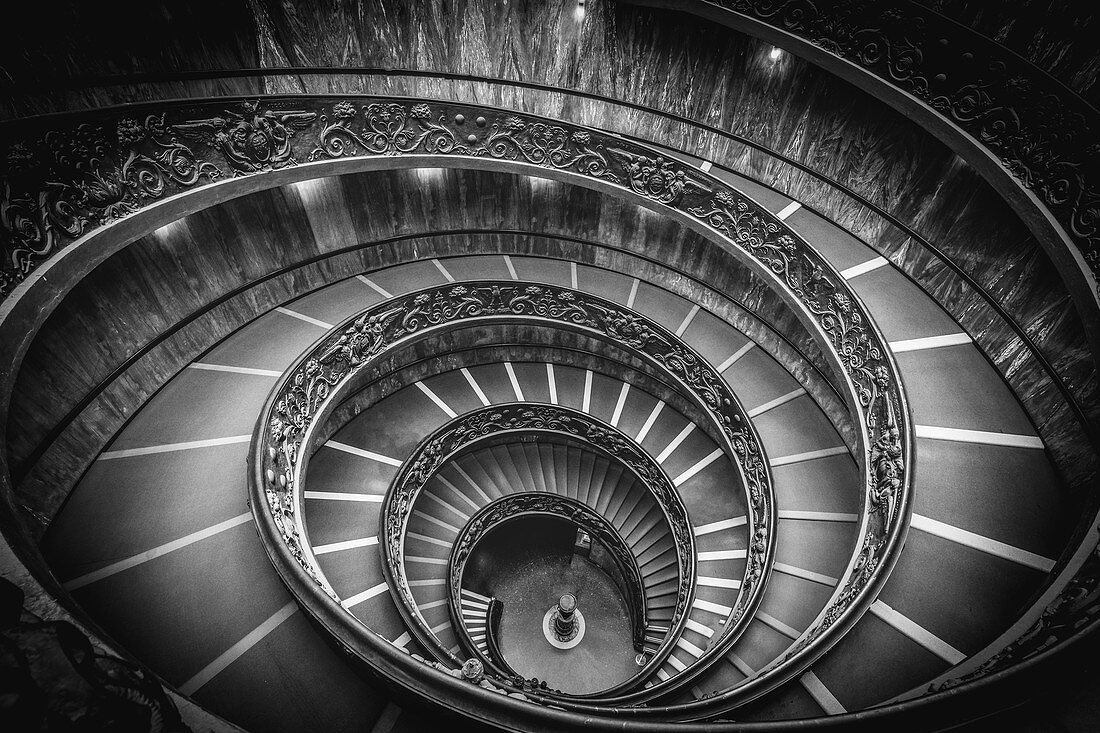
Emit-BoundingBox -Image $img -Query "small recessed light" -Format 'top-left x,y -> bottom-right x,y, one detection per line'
769,47 -> 783,61
290,178 -> 325,204
153,220 -> 183,239
412,167 -> 444,184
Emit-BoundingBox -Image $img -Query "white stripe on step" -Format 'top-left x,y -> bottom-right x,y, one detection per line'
747,388 -> 805,418
180,601 -> 297,695
437,475 -> 481,512
546,363 -> 558,405
685,618 -> 715,638
673,448 -> 724,487
626,278 -> 640,308
698,576 -> 741,590
64,513 -> 252,591
694,516 -> 747,536
406,532 -> 453,549
610,383 -> 630,427
676,637 -> 705,658
889,333 -> 972,353
357,275 -> 393,298
504,362 -> 525,401
100,435 -> 251,460
774,562 -> 838,586
915,424 -> 1044,449
303,491 -> 383,502
698,549 -> 747,562
420,488 -> 468,517
770,446 -> 849,467
717,342 -> 755,373
452,465 -> 493,505
779,510 -> 859,522
801,670 -> 846,715
728,652 -> 754,676
910,513 -> 1055,572
657,423 -> 695,463
840,256 -> 888,279
676,305 -> 700,336
870,600 -> 966,665
776,201 -> 802,220
415,381 -> 457,418
275,306 -> 332,329
693,598 -> 733,616
412,511 -> 460,534
460,367 -> 491,407
635,400 -> 665,443
343,582 -> 390,609
328,441 -> 402,467
188,363 -> 282,377
432,258 -> 455,282
757,611 -> 799,640
313,536 -> 378,555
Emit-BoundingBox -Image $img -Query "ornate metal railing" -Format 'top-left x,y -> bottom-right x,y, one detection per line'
484,599 -> 510,676
253,278 -> 779,702
457,594 -> 524,685
219,98 -> 912,714
453,590 -> 518,685
382,405 -> 687,679
448,491 -> 662,695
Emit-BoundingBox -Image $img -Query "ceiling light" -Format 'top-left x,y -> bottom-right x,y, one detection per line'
769,47 -> 783,61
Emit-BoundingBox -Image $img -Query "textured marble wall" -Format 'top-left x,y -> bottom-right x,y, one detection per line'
922,0 -> 1100,105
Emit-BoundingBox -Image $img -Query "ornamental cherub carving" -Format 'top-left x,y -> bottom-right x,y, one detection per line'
317,306 -> 403,368
870,423 -> 903,512
173,101 -> 317,174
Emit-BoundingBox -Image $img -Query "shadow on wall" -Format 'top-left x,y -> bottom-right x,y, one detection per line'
0,577 -> 190,732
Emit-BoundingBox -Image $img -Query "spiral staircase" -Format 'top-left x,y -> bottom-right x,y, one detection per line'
2,2 -> 1099,732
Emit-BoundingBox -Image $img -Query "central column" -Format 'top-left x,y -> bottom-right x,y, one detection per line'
542,591 -> 585,649
552,593 -> 578,640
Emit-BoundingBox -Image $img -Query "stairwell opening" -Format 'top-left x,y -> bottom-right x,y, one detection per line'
463,514 -> 638,694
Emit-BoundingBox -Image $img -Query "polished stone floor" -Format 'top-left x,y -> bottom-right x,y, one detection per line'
472,521 -> 639,694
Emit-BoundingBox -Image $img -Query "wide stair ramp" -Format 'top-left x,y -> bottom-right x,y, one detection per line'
40,237 -> 1066,726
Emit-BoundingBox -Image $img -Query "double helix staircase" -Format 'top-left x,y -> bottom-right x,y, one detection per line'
0,0 -> 1092,727
407,438 -> 680,644
307,361 -> 747,691
36,215 -> 1069,729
